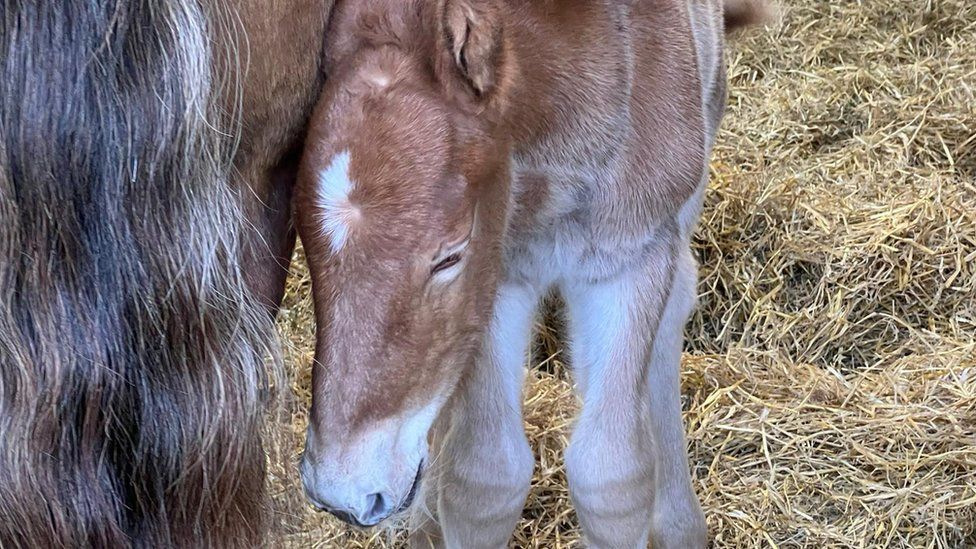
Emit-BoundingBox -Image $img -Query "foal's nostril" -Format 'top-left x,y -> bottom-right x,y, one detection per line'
359,492 -> 393,525
314,493 -> 394,528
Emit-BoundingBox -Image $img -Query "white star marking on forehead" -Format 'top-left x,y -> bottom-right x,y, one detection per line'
316,151 -> 361,254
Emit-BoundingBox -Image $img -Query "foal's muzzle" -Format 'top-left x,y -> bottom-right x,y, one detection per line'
302,459 -> 425,528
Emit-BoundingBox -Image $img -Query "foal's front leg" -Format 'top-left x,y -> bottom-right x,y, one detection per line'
562,242 -> 706,549
410,282 -> 539,549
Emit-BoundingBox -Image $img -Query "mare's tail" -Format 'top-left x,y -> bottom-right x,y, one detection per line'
0,1 -> 277,546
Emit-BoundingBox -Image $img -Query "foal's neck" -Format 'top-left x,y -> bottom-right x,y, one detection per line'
496,2 -> 618,153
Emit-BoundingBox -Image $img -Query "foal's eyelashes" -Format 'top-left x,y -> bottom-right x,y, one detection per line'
430,206 -> 477,281
429,238 -> 470,282
432,252 -> 463,274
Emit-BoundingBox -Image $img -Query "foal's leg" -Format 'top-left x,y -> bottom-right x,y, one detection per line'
562,238 -> 705,549
409,282 -> 539,549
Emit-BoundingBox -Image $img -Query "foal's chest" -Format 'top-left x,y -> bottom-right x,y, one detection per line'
502,155 -> 671,288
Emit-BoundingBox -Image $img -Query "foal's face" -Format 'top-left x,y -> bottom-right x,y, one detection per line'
295,58 -> 504,526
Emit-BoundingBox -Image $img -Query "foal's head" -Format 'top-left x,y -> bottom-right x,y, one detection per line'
296,0 -> 513,527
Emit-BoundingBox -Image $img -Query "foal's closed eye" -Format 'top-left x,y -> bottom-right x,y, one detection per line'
429,238 -> 470,282
432,252 -> 463,274
430,207 -> 476,281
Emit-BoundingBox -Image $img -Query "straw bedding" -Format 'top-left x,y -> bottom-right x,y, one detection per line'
269,0 -> 976,546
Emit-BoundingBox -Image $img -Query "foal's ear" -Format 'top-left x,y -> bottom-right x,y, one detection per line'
439,0 -> 505,98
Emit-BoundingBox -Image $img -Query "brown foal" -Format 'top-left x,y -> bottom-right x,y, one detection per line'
296,0 -> 767,546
